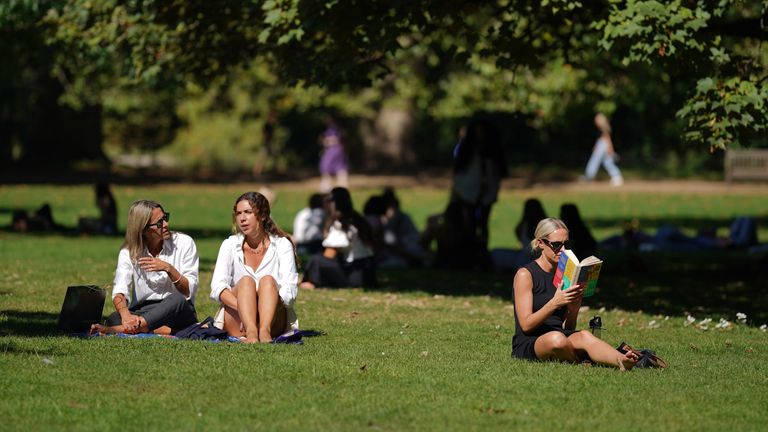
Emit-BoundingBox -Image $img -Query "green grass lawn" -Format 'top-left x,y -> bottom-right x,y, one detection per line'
1,183 -> 767,431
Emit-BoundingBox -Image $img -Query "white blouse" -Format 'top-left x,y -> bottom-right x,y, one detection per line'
111,232 -> 199,306
210,233 -> 299,331
322,221 -> 374,263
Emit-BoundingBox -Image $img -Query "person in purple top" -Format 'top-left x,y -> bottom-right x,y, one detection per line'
318,118 -> 349,192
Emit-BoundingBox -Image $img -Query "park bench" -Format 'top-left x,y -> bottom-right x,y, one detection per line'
725,149 -> 768,182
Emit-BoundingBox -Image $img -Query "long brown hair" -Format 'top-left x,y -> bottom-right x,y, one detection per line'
233,191 -> 299,265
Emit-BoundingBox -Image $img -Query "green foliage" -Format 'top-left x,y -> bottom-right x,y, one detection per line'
677,76 -> 768,151
598,0 -> 768,151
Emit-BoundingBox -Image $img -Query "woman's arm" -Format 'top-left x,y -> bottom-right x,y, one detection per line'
513,268 -> 577,333
514,268 -> 558,333
562,298 -> 583,330
218,288 -> 238,310
210,238 -> 235,303
603,133 -> 615,157
274,237 -> 299,307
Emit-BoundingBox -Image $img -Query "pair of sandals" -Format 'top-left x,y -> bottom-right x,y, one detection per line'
617,342 -> 669,369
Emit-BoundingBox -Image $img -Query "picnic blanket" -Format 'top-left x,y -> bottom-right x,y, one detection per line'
81,329 -> 323,344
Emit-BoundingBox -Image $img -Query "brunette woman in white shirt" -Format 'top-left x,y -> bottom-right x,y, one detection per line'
90,200 -> 199,335
210,191 -> 299,343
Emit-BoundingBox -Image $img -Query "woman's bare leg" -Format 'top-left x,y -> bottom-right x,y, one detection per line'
255,276 -> 286,343
235,277 -> 259,343
89,319 -> 170,335
222,306 -> 243,339
568,330 -> 638,370
534,331 -> 579,362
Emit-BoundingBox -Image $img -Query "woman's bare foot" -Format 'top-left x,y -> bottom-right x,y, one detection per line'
89,323 -> 107,335
618,351 -> 639,371
258,329 -> 274,343
299,281 -> 316,290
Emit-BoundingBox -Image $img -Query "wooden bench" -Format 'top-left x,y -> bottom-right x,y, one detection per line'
725,149 -> 768,182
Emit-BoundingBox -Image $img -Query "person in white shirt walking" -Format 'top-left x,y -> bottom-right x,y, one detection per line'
210,191 -> 300,343
91,200 -> 199,335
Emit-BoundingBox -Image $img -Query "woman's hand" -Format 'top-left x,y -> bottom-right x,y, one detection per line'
138,257 -> 171,273
120,313 -> 142,333
550,282 -> 584,308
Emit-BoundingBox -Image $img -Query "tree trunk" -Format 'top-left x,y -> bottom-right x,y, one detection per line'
358,106 -> 415,170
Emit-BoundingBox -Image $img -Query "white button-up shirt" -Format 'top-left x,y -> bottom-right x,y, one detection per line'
322,221 -> 374,263
210,233 -> 299,331
111,232 -> 199,306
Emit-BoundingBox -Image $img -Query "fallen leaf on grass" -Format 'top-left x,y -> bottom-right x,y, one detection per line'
689,344 -> 699,351
420,351 -> 429,358
745,347 -> 754,354
360,364 -> 367,371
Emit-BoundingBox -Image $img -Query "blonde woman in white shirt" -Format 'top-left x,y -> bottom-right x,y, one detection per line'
91,200 -> 199,335
210,192 -> 299,343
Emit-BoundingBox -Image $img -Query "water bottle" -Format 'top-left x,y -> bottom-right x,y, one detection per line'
589,315 -> 603,339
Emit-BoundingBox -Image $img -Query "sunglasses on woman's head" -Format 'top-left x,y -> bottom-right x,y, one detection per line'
146,213 -> 170,230
541,238 -> 570,251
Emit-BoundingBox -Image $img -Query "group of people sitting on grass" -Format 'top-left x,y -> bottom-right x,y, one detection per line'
89,190 -> 647,369
91,192 -> 299,344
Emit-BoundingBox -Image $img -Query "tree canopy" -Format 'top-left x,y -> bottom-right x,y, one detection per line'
2,0 -> 766,169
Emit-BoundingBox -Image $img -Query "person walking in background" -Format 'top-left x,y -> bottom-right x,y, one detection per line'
210,192 -> 299,343
583,112 -> 623,186
318,117 -> 349,192
450,118 -> 508,269
90,200 -> 199,335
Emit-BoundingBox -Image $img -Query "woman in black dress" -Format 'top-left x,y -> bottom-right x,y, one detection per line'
512,218 -> 638,369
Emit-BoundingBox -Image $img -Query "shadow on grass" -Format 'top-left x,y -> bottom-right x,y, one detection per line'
0,310 -> 62,337
375,250 -> 768,324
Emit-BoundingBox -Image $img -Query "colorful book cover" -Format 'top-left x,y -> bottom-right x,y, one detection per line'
552,249 -> 602,297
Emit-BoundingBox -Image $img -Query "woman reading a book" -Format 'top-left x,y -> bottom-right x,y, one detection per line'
210,191 -> 299,343
512,218 -> 639,369
90,200 -> 199,335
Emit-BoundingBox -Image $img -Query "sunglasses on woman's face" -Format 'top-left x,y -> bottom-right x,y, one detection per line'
146,213 -> 170,230
541,238 -> 570,251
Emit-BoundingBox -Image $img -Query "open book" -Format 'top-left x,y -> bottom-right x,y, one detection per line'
552,249 -> 602,297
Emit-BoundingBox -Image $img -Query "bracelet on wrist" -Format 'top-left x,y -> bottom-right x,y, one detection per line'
171,274 -> 183,284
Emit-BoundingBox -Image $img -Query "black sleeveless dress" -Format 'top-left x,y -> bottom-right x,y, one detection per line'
512,261 -> 576,360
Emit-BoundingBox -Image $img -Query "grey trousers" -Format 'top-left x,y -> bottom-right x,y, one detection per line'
105,292 -> 197,332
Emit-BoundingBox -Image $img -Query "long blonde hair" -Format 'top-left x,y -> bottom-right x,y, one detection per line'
123,200 -> 164,263
530,218 -> 569,253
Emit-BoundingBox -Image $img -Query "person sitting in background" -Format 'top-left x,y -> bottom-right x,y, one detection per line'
559,203 -> 597,258
515,198 -> 547,256
300,187 -> 376,288
79,181 -> 118,235
379,187 -> 425,268
90,200 -> 199,335
11,203 -> 59,233
293,193 -> 326,255
210,192 -> 299,343
512,217 -> 638,369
